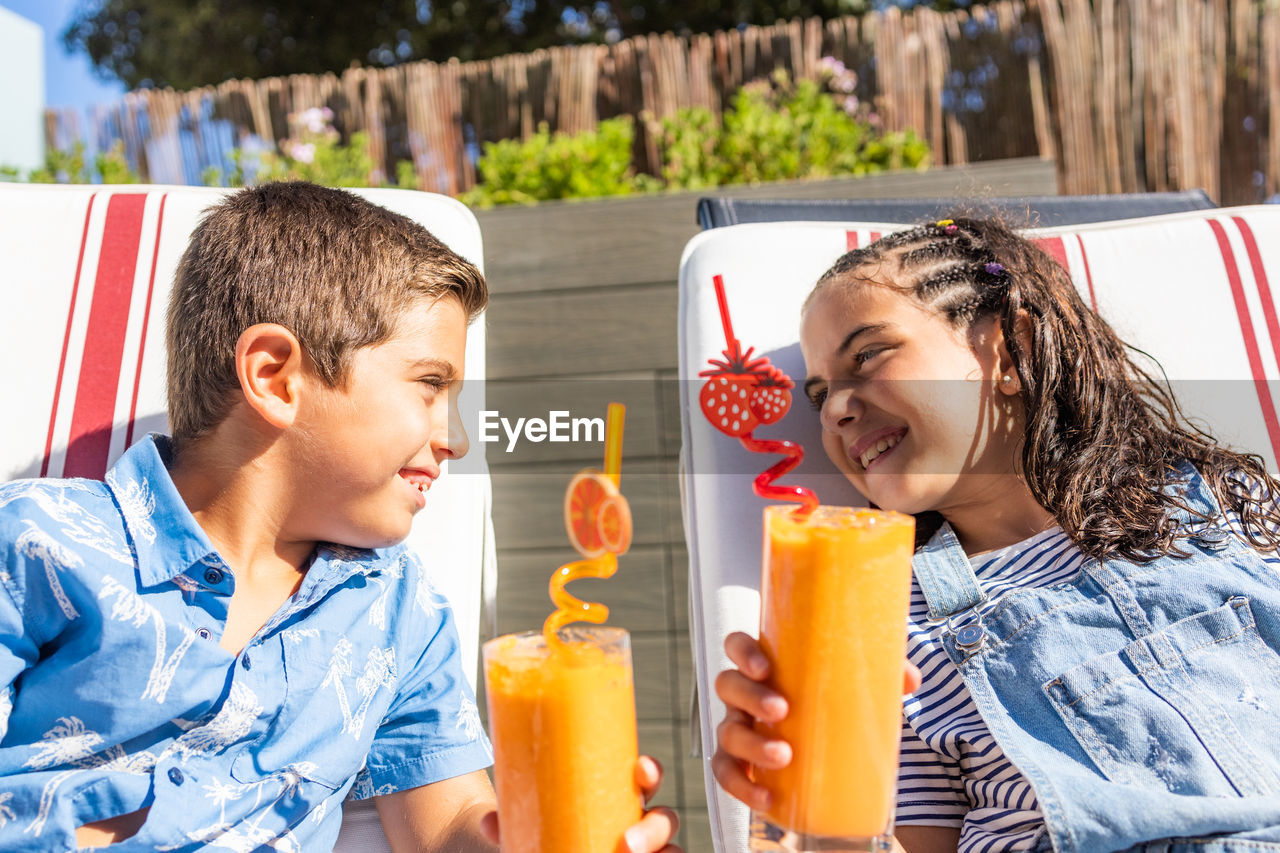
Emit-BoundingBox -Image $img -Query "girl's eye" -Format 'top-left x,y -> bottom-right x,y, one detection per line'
807,388 -> 827,411
854,347 -> 884,367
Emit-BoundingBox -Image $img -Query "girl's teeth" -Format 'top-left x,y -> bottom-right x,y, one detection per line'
860,435 -> 901,469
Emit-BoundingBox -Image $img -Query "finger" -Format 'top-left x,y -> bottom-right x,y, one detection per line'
904,661 -> 922,695
724,632 -> 771,680
710,747 -> 771,811
479,810 -> 499,844
635,755 -> 664,803
623,806 -> 679,853
715,669 -> 788,723
717,714 -> 791,770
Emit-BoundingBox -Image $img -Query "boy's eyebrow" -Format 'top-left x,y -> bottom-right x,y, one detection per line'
408,358 -> 459,378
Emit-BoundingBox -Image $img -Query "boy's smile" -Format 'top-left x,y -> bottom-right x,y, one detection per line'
289,294 -> 470,549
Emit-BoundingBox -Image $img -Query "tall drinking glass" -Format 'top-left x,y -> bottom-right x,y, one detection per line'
483,625 -> 643,853
749,506 -> 915,852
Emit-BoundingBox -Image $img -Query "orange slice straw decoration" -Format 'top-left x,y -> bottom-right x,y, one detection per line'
701,274 -> 819,518
543,403 -> 633,647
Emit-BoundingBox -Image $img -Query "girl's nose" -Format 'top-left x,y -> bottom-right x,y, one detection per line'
820,384 -> 863,433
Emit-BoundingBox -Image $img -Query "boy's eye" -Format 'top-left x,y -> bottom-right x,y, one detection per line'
418,377 -> 449,391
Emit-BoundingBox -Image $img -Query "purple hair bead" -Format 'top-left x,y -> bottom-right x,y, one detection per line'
985,262 -> 1006,276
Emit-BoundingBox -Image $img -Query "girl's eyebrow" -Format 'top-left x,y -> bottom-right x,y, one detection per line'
836,322 -> 890,356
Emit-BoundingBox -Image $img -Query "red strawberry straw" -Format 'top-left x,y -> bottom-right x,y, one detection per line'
701,274 -> 818,518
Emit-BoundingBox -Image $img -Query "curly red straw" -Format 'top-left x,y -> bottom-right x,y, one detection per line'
703,274 -> 818,518
739,435 -> 816,513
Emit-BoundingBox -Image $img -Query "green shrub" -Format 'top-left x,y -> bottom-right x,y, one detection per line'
649,68 -> 929,191
1,141 -> 141,184
459,116 -> 656,208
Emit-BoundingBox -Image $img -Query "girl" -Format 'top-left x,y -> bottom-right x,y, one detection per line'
713,217 -> 1280,853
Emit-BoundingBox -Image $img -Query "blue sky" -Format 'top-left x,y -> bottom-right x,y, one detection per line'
1,0 -> 126,110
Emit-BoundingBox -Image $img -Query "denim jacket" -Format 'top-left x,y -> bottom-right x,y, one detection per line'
912,466 -> 1280,852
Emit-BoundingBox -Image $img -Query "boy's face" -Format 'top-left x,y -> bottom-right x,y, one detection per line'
288,294 -> 470,549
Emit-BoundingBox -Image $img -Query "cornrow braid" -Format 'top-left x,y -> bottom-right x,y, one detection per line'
899,233 -> 981,266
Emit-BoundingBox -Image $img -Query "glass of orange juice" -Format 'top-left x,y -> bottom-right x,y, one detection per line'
483,625 -> 643,853
748,505 -> 915,852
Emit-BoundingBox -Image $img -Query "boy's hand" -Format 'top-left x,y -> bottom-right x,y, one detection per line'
712,632 -> 922,810
479,755 -> 681,852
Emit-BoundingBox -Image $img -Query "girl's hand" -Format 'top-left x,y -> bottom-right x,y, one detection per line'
711,632 -> 792,811
479,755 -> 681,853
711,632 -> 923,811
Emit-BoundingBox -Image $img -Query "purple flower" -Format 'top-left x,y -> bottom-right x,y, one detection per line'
985,262 -> 1006,275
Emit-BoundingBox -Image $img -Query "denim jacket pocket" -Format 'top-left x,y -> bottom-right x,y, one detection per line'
1043,596 -> 1280,798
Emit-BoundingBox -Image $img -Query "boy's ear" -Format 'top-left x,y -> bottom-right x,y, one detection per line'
234,323 -> 306,429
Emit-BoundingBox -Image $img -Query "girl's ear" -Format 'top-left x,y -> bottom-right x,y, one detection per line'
995,310 -> 1034,395
234,323 -> 306,429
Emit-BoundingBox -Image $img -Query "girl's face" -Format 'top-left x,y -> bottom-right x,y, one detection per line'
800,279 -> 1025,518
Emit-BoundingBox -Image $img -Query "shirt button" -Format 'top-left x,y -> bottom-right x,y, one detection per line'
168,767 -> 185,786
196,628 -> 212,640
203,567 -> 224,585
241,654 -> 251,671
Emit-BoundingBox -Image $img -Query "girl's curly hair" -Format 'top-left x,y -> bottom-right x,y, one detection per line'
809,215 -> 1280,562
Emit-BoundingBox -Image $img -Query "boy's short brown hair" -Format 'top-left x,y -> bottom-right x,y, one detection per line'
165,182 -> 487,446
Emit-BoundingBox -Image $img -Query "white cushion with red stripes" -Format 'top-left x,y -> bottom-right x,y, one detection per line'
0,183 -> 494,851
676,205 -> 1280,853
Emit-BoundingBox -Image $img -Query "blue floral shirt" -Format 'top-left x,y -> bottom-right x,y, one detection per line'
0,435 -> 493,851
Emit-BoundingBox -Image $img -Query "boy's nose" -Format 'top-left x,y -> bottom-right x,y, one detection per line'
438,393 -> 470,460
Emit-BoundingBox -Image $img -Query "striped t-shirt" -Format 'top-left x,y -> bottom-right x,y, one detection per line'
895,511 -> 1280,852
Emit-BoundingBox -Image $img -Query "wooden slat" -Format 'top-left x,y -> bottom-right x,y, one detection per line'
496,545 -> 672,634
484,376 -> 663,464
486,285 -> 679,378
679,809 -> 714,853
491,458 -> 681,549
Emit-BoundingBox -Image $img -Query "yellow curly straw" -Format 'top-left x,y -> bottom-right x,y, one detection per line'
543,403 -> 628,647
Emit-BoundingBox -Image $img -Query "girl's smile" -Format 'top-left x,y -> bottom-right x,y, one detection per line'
849,425 -> 908,471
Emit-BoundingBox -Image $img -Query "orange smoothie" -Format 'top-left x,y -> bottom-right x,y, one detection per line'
483,626 -> 643,853
753,505 -> 915,839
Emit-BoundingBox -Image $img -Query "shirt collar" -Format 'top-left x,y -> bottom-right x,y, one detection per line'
106,434 -> 388,590
105,434 -> 222,588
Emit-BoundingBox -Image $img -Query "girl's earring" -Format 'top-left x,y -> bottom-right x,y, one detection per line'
1001,374 -> 1018,393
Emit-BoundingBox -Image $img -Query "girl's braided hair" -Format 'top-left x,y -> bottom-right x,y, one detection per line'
809,215 -> 1280,562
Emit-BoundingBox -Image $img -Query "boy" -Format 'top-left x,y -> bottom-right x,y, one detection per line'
0,183 -> 677,851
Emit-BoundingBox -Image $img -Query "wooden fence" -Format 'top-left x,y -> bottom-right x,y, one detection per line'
45,0 -> 1280,205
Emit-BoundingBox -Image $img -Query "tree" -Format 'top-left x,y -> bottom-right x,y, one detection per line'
64,0 -> 890,91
